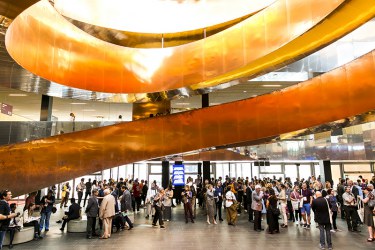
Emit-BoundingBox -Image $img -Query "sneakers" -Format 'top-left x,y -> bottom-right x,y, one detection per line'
330,229 -> 336,233
319,244 -> 325,249
303,224 -> 307,229
160,226 -> 165,229
152,224 -> 157,227
335,229 -> 342,232
306,224 -> 311,229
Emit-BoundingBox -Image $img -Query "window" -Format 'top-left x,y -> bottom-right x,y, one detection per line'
150,165 -> 162,173
260,164 -> 281,173
284,164 -> 298,181
298,164 -> 311,180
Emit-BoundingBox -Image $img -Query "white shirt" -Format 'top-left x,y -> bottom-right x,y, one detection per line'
225,191 -> 236,207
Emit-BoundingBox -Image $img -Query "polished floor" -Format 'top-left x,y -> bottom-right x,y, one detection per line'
9,204 -> 374,250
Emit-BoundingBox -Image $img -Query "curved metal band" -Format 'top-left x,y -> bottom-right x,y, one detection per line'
1,50 -> 375,196
6,0 -> 375,94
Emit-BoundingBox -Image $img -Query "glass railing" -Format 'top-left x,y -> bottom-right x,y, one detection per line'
0,120 -> 120,145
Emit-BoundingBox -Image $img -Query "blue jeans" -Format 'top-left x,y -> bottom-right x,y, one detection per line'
318,224 -> 332,248
40,211 -> 52,231
0,231 -> 6,249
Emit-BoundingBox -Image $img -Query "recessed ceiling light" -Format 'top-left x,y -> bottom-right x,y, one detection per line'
8,94 -> 28,97
70,102 -> 87,105
243,91 -> 247,93
175,103 -> 190,105
262,84 -> 282,87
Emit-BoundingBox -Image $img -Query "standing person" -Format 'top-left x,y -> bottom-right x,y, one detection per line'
163,185 -> 173,222
336,179 -> 346,219
99,189 -> 115,239
278,184 -> 288,228
214,181 -> 224,222
152,188 -> 165,229
327,189 -> 341,232
120,186 -> 134,230
252,185 -> 264,232
246,182 -> 254,222
142,180 -> 148,207
266,189 -> 280,234
286,183 -> 294,222
300,183 -> 313,229
76,178 -> 86,207
85,189 -> 99,239
362,185 -> 375,241
291,185 -> 302,226
342,186 -> 360,232
83,178 -> 92,207
59,198 -> 81,231
39,190 -> 55,233
312,191 -> 333,250
60,182 -> 71,208
181,185 -> 194,224
0,190 -> 20,249
206,184 -> 217,225
225,186 -> 237,226
132,180 -> 141,213
145,187 -> 156,219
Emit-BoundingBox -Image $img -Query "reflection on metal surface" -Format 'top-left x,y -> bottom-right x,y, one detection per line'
1,50 -> 375,196
7,0 -> 375,94
53,0 -> 275,33
228,110 -> 375,161
0,8 -> 375,103
132,101 -> 170,120
65,14 -> 254,48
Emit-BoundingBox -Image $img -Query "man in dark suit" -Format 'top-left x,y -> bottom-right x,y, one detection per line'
60,198 -> 81,231
85,189 -> 99,239
312,191 -> 332,250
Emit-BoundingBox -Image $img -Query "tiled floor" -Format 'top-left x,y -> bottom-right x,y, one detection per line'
8,204 -> 374,250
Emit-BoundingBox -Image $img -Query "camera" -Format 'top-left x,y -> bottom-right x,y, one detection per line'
16,212 -> 20,217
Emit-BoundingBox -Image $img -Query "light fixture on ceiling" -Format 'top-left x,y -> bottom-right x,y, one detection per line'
262,84 -> 282,87
8,94 -> 28,97
70,102 -> 87,105
82,109 -> 96,112
175,102 -> 190,105
243,91 -> 247,93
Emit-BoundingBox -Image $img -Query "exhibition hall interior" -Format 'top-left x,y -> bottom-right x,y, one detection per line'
0,0 -> 375,249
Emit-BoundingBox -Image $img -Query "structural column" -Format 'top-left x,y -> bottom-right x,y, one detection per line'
40,94 -> 53,121
162,161 -> 170,189
319,160 -> 333,186
203,161 -> 210,183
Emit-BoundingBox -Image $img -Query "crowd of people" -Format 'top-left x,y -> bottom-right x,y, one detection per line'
0,174 -> 374,249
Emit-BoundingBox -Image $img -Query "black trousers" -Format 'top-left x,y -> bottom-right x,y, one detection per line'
343,205 -> 358,230
152,206 -> 164,226
134,197 -> 141,212
24,221 -> 40,236
215,201 -> 223,220
122,215 -> 133,227
83,192 -> 90,206
248,204 -> 254,221
77,191 -> 83,206
254,210 -> 262,230
86,217 -> 96,236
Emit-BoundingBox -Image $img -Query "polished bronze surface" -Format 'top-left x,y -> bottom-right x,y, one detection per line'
65,14 -> 255,48
182,149 -> 255,161
7,0 -> 375,94
132,101 -> 171,120
1,50 -> 375,196
0,0 -> 38,19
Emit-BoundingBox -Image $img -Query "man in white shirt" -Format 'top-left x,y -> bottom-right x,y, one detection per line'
251,185 -> 264,232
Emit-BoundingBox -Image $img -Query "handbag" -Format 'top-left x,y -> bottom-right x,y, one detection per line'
324,198 -> 333,225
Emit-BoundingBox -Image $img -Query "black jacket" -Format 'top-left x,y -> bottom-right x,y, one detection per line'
66,203 -> 81,220
311,197 -> 331,225
246,187 -> 253,204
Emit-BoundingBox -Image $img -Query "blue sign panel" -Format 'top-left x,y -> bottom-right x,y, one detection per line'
172,164 -> 185,186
